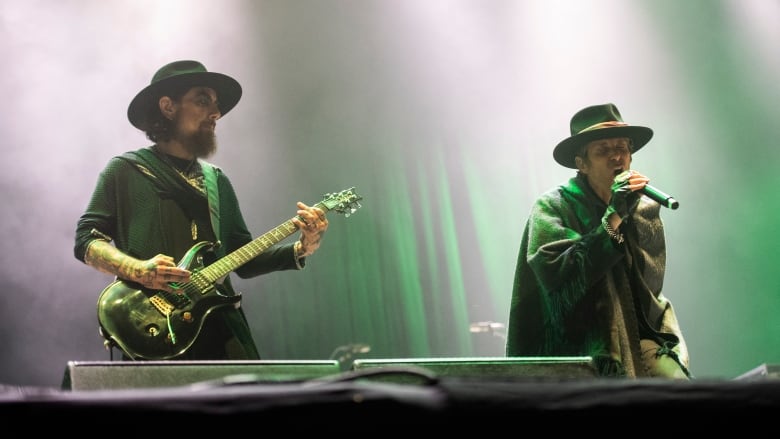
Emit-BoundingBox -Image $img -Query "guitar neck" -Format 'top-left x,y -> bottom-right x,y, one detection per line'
197,201 -> 328,283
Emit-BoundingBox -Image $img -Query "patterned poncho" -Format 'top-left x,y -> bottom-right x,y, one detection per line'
506,174 -> 689,377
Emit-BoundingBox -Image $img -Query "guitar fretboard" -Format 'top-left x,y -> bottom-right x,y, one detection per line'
196,201 -> 328,284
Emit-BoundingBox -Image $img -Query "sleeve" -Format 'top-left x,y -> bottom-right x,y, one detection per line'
73,158 -> 125,263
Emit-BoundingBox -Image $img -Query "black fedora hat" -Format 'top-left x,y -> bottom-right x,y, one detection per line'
127,60 -> 242,131
553,103 -> 653,168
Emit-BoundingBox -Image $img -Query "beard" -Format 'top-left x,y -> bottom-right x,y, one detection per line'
179,124 -> 218,159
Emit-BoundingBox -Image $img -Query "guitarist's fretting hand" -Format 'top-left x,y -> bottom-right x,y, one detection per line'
291,201 -> 328,258
85,240 -> 191,293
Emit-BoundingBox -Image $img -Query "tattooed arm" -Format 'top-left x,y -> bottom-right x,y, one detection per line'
84,240 -> 190,293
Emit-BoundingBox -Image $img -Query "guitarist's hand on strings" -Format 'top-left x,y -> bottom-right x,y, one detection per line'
135,254 -> 191,293
292,201 -> 329,258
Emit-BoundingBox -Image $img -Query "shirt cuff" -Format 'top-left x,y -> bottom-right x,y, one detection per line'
293,241 -> 306,269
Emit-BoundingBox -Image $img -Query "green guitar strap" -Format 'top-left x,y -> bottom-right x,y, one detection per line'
200,159 -> 221,242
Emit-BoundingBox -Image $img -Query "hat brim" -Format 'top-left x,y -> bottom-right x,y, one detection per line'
127,71 -> 242,131
553,125 -> 653,169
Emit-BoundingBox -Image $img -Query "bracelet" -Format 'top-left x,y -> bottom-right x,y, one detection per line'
602,216 -> 625,244
292,240 -> 306,270
294,240 -> 304,260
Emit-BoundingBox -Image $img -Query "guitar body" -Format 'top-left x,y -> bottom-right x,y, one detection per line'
97,241 -> 241,360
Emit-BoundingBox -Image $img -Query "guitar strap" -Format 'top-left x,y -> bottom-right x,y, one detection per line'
200,158 -> 221,240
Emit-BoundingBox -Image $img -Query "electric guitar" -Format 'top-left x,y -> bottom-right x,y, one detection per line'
96,187 -> 362,360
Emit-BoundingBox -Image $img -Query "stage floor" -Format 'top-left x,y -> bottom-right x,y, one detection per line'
4,364 -> 780,430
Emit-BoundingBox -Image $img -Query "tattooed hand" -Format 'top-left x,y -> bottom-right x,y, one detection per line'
133,254 -> 191,293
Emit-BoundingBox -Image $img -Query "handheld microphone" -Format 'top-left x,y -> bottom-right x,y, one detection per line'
641,185 -> 679,210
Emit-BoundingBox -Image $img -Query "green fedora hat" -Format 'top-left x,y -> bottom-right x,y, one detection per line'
553,103 -> 653,168
127,60 -> 242,131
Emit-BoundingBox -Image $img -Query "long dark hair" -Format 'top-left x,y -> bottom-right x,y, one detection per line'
142,84 -> 191,143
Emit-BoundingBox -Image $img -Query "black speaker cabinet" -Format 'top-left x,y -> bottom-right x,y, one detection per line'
351,356 -> 597,383
63,360 -> 341,391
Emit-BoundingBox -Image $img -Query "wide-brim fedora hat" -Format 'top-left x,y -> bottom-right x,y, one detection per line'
127,60 -> 242,131
553,103 -> 653,169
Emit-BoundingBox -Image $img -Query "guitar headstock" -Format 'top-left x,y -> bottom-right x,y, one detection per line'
320,187 -> 363,217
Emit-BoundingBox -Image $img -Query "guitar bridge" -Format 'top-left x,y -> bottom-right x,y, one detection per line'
149,295 -> 175,316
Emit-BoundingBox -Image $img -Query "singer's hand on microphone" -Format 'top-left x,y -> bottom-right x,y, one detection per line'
607,170 -> 648,220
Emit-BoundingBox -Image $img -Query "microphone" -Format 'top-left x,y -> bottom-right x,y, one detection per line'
641,185 -> 679,210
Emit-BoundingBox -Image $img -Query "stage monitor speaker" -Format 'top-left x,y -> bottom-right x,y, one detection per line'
735,363 -> 780,381
63,360 -> 341,391
351,356 -> 597,383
